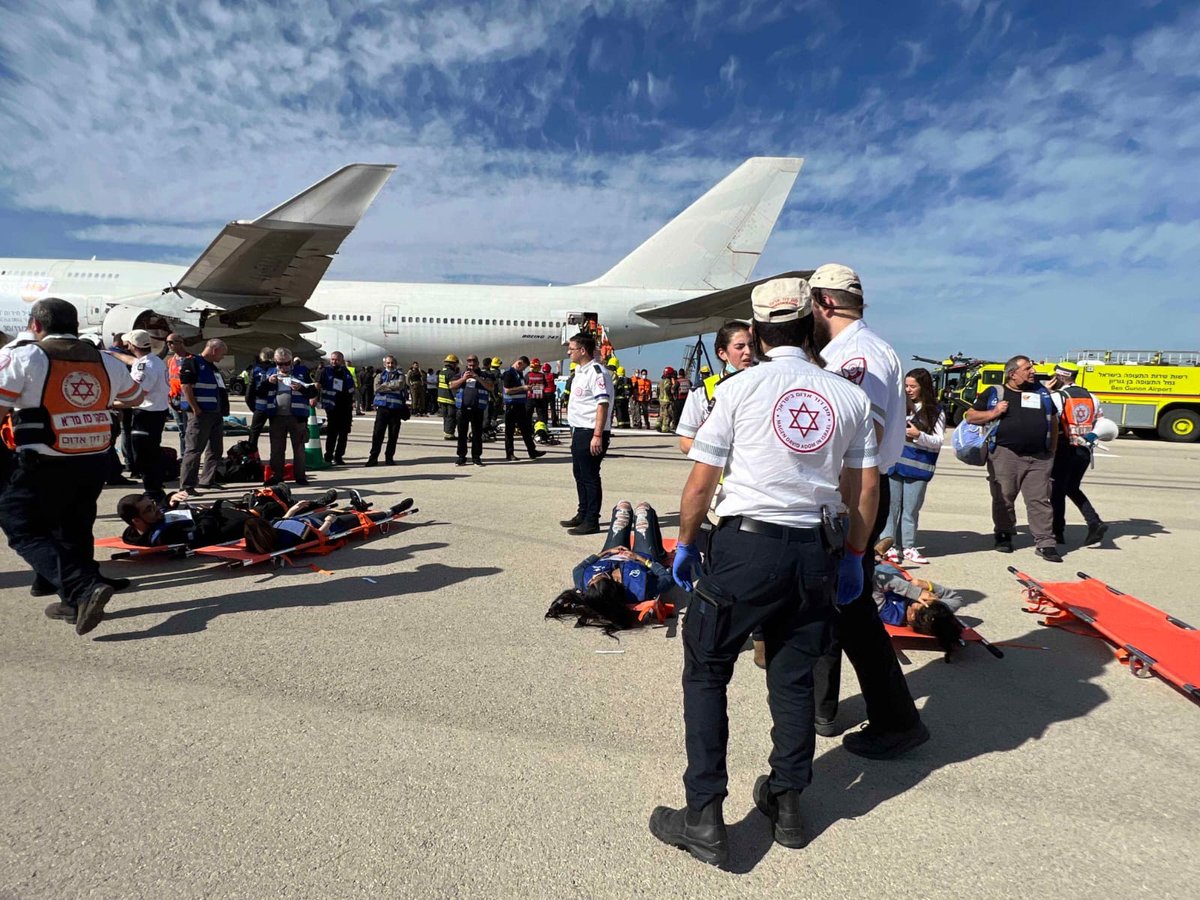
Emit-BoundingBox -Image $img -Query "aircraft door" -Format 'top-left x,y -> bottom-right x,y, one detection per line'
85,296 -> 106,326
383,304 -> 399,334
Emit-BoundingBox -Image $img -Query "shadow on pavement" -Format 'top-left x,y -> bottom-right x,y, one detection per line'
95,560 -> 501,641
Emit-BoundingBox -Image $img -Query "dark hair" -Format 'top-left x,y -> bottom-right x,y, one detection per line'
29,297 -> 79,335
569,332 -> 596,357
518,355 -> 530,366
911,601 -> 964,658
243,518 -> 278,554
714,320 -> 751,360
545,577 -> 638,637
116,493 -> 146,525
905,368 -> 940,434
812,286 -> 864,315
752,317 -> 825,368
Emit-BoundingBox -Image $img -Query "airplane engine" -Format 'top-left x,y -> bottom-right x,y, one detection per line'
102,304 -> 173,342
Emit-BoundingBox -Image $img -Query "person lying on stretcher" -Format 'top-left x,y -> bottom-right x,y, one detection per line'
241,498 -> 413,554
546,500 -> 672,633
115,485 -> 368,549
873,543 -> 964,654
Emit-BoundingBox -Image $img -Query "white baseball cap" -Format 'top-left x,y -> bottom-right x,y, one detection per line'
750,277 -> 812,323
126,329 -> 153,349
809,263 -> 863,296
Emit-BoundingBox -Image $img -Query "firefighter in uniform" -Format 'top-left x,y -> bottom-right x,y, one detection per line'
0,298 -> 143,635
560,333 -> 614,535
545,364 -> 560,426
438,354 -> 459,439
165,333 -> 191,455
526,358 -> 548,425
649,278 -> 879,866
406,362 -> 426,416
613,366 -> 632,428
672,366 -> 693,426
1049,362 -> 1107,546
367,356 -> 409,466
809,263 -> 928,758
319,351 -> 357,465
657,367 -> 677,433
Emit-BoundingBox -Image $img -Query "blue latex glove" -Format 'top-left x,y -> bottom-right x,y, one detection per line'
672,542 -> 701,592
836,549 -> 865,606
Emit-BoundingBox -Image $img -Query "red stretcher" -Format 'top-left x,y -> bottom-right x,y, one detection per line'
883,622 -> 1003,659
1010,567 -> 1200,704
95,504 -> 419,569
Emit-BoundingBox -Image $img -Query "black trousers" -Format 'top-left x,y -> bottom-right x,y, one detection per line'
370,408 -> 403,462
0,453 -> 108,608
324,405 -> 353,460
615,398 -> 630,426
683,523 -> 835,809
531,399 -> 551,425
456,407 -> 485,461
247,409 -> 269,450
130,409 -> 168,500
570,428 -> 610,523
504,404 -> 537,457
813,475 -> 920,731
1051,445 -> 1100,534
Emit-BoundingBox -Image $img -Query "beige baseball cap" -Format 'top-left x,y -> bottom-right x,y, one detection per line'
126,329 -> 153,349
809,263 -> 863,296
751,277 -> 812,323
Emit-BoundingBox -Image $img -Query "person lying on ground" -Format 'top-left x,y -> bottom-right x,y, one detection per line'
115,486 -> 367,548
873,555 -> 964,654
546,500 -> 672,633
242,498 -> 413,553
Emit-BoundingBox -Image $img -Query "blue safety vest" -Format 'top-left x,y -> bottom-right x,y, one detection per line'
889,406 -> 942,482
374,370 -> 407,410
249,363 -> 273,412
502,367 -> 526,406
574,557 -> 657,603
454,376 -> 490,410
262,367 -> 312,416
181,356 -> 220,412
320,366 -> 356,410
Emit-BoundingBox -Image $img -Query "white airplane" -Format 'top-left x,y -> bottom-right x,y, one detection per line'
0,157 -> 805,367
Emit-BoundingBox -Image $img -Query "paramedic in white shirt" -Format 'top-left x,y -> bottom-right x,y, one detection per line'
649,277 -> 878,866
124,328 -> 171,501
809,262 -> 928,760
560,332 -> 614,536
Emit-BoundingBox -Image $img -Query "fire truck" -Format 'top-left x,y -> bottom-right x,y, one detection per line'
914,350 -> 1200,442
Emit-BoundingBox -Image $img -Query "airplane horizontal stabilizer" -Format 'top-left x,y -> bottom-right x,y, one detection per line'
637,270 -> 813,322
586,157 -> 802,292
176,163 -> 395,304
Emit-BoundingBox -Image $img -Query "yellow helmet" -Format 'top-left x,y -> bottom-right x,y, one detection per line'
699,365 -> 712,375
491,357 -> 502,367
569,362 -> 577,371
444,353 -> 459,364
617,366 -> 626,376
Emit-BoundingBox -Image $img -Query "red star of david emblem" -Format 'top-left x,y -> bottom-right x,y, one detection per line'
67,376 -> 97,402
788,403 -> 821,437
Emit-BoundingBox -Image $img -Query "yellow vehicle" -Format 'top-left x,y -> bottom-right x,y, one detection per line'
926,350 -> 1200,442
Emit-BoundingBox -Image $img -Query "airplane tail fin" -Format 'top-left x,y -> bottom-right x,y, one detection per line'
584,157 -> 802,291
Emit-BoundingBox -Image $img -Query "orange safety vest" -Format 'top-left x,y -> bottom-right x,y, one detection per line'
1058,386 -> 1097,447
12,339 -> 113,455
167,353 -> 190,401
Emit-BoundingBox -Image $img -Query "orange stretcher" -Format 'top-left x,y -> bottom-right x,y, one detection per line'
883,622 -> 1003,659
96,504 -> 418,569
1010,567 -> 1200,704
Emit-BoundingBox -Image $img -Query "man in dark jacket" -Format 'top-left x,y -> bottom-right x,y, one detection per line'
320,351 -> 357,465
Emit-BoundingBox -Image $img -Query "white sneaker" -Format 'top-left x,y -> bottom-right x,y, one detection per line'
903,547 -> 930,564
884,548 -> 901,564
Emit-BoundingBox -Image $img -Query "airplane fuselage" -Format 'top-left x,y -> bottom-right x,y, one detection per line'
0,258 -> 723,366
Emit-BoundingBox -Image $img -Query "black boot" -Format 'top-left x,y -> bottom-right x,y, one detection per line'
648,799 -> 728,868
1084,522 -> 1108,545
559,514 -> 582,528
753,775 -> 806,848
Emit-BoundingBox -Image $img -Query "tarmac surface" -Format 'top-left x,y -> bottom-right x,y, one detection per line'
2,415 -> 1198,898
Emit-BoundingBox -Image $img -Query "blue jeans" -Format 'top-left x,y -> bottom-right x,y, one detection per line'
880,473 -> 930,551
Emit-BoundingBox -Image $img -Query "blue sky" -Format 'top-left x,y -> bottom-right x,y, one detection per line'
1,0 -> 1197,374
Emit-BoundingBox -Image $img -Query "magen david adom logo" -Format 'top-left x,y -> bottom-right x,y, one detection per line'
772,388 -> 836,453
62,371 -> 102,408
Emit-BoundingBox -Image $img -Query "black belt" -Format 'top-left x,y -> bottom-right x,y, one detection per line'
717,515 -> 820,542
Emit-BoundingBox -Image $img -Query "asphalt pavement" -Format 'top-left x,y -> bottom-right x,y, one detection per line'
2,416 -> 1198,898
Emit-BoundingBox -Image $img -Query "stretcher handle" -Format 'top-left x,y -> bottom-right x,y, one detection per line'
958,618 -> 1004,659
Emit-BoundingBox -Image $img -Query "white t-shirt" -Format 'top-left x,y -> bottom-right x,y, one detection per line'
821,319 -> 905,471
0,335 -> 140,456
690,346 -> 878,527
675,387 -> 709,438
131,353 -> 170,412
567,360 -> 614,431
